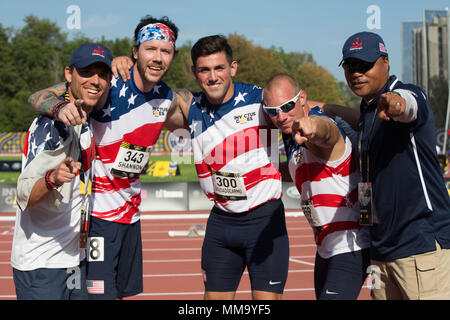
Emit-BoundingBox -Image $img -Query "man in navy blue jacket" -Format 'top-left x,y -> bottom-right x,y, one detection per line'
338,31 -> 450,300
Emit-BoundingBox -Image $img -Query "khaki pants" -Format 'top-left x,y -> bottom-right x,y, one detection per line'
371,242 -> 450,300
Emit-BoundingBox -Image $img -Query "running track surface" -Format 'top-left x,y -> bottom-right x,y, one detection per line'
0,210 -> 371,300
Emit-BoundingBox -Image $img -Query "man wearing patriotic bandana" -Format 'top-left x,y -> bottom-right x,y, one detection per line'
28,15 -> 186,300
113,35 -> 297,300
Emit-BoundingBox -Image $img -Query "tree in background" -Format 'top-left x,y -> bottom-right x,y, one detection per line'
164,43 -> 200,92
428,75 -> 449,130
228,33 -> 284,87
0,15 -> 354,132
295,63 -> 347,105
0,16 -> 67,131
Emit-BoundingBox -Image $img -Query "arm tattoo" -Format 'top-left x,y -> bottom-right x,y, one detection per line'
173,88 -> 193,105
28,83 -> 66,115
165,88 -> 193,131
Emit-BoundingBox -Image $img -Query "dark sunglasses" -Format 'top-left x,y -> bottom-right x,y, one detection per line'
342,59 -> 376,74
263,90 -> 302,117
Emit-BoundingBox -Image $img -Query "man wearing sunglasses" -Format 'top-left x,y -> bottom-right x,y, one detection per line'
338,31 -> 450,300
263,74 -> 370,300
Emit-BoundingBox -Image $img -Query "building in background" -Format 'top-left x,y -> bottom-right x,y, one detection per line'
402,9 -> 450,154
402,21 -> 423,84
402,9 -> 448,92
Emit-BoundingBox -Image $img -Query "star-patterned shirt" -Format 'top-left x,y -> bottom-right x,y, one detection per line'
188,82 -> 282,213
89,66 -> 173,223
23,116 -> 93,172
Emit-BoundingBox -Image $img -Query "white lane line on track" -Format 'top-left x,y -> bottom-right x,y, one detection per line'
143,221 -> 307,227
144,269 -> 313,278
0,241 -> 315,249
141,234 -> 312,241
141,230 -> 175,234
144,258 -> 201,263
144,257 -> 315,264
0,268 -> 315,281
289,258 -> 315,266
141,222 -> 207,227
143,247 -> 199,252
1,227 -> 14,235
134,286 -> 374,298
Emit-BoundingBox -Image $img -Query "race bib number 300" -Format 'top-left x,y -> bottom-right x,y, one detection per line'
212,171 -> 247,201
301,200 -> 323,230
111,142 -> 150,178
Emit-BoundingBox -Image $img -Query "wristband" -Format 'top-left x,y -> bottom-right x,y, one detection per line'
386,91 -> 401,97
45,169 -> 61,190
53,101 -> 69,118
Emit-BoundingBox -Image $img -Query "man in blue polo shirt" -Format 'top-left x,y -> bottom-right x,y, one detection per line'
338,31 -> 450,300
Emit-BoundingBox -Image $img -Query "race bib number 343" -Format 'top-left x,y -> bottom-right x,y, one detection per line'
111,142 -> 150,178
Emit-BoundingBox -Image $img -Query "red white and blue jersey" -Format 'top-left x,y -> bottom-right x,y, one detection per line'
284,107 -> 370,258
22,116 -> 94,172
89,66 -> 173,224
188,82 -> 282,213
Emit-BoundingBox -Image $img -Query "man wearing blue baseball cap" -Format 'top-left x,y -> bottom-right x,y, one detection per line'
338,31 -> 450,300
11,42 -> 112,300
27,15 -> 181,300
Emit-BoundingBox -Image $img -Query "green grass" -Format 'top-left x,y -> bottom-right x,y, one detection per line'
0,155 -> 198,184
142,155 -> 198,183
0,154 -> 288,184
0,172 -> 20,184
1,156 -> 21,161
0,155 -> 20,183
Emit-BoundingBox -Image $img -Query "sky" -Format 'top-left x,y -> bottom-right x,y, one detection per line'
1,0 -> 449,83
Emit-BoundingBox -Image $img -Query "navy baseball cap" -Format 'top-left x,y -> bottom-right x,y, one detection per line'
339,32 -> 388,66
69,43 -> 113,70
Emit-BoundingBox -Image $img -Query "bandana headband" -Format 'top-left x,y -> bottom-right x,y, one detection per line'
136,23 -> 176,47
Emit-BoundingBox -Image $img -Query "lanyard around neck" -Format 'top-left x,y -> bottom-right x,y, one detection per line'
358,106 -> 378,182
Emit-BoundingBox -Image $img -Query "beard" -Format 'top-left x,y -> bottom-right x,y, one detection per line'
136,59 -> 167,86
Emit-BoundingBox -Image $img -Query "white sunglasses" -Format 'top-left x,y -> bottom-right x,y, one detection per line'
262,90 -> 302,116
